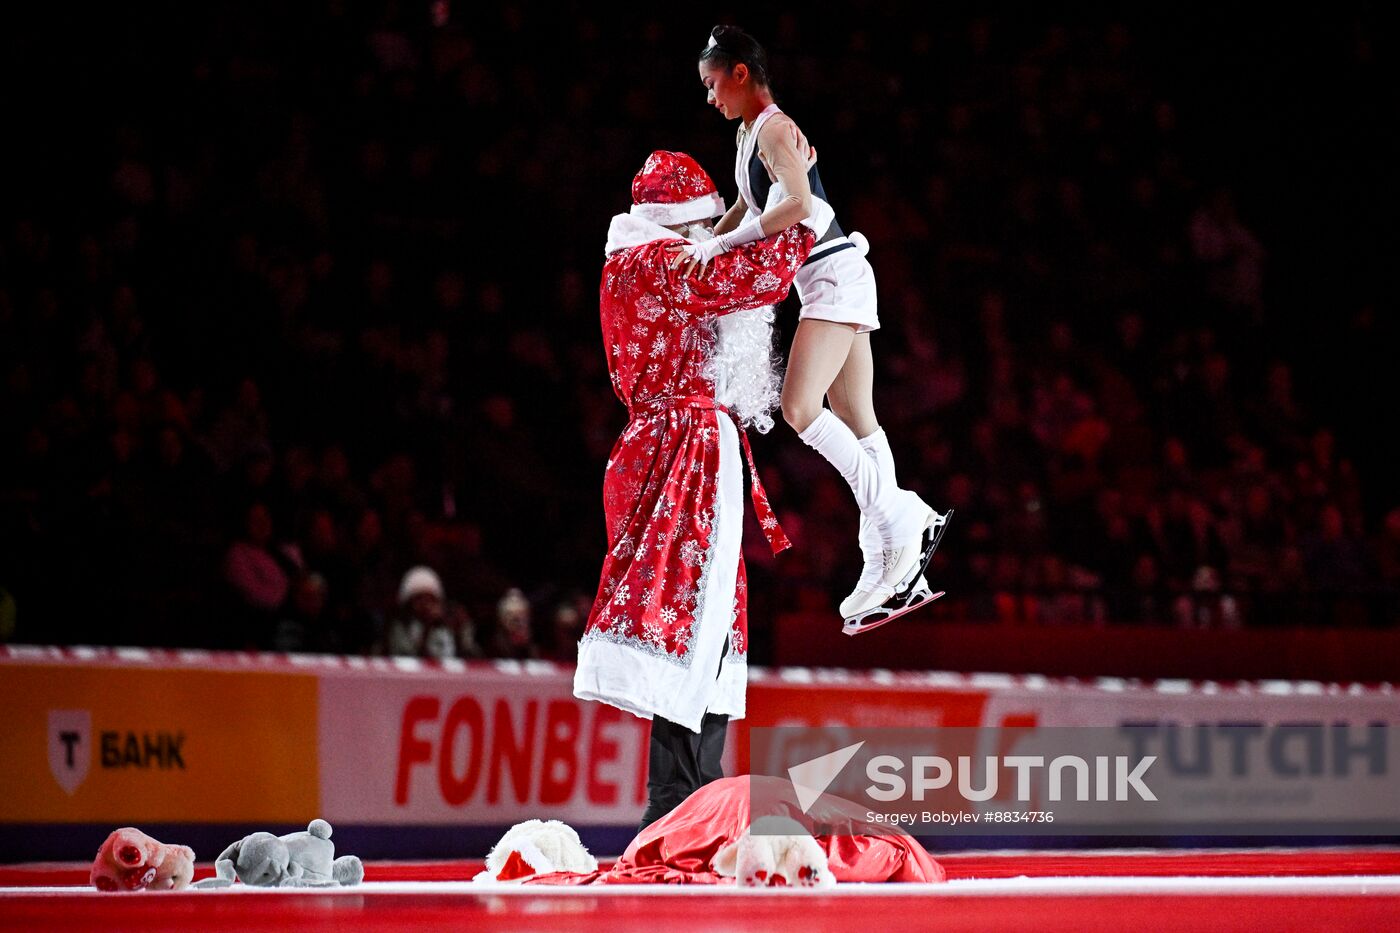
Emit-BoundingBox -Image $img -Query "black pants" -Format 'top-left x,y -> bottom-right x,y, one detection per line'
638,711 -> 729,831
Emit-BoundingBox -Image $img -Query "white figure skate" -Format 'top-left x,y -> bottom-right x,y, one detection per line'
841,507 -> 952,636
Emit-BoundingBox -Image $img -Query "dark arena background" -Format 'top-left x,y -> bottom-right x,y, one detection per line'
2,3 -> 1398,931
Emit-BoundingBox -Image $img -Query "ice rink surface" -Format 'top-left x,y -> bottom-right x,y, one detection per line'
5,849 -> 1400,931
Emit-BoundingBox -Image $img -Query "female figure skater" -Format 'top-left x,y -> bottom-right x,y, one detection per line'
678,24 -> 950,633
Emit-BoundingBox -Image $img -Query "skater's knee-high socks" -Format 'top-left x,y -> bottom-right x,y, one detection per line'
858,426 -> 898,487
853,427 -> 899,588
798,410 -> 910,540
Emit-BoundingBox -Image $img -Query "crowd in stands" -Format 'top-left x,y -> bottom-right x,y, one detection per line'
1,7 -> 1393,660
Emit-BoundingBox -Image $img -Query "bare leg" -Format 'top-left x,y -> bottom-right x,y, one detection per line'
819,332 -> 900,602
784,313 -> 924,553
781,319 -> 860,433
785,320 -> 932,621
824,332 -> 878,439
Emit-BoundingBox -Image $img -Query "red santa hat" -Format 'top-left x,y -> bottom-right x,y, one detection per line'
472,819 -> 598,883
629,150 -> 727,226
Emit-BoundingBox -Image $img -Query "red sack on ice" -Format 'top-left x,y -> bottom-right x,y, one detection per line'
527,775 -> 945,886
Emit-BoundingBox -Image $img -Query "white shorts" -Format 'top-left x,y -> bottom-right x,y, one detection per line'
794,246 -> 879,334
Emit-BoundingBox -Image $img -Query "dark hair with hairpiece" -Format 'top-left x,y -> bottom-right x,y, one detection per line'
698,24 -> 771,87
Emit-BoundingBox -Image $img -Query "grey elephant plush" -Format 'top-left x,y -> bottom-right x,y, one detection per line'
194,819 -> 364,888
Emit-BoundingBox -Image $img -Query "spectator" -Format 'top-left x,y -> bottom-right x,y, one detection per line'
386,565 -> 443,657
1302,505 -> 1370,595
224,503 -> 293,626
492,588 -> 538,660
274,572 -> 330,653
0,10 -> 1388,653
1188,187 -> 1266,322
544,598 -> 587,663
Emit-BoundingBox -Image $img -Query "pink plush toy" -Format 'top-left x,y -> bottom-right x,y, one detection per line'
90,827 -> 196,892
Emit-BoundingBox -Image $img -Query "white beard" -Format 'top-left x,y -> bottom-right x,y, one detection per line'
681,222 -> 715,244
704,305 -> 782,435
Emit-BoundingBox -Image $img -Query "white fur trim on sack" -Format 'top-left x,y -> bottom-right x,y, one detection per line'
712,816 -> 836,888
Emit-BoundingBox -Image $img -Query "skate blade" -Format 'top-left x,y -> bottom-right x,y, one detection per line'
892,509 -> 953,597
843,590 -> 945,637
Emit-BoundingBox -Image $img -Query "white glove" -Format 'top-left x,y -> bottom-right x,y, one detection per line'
681,215 -> 767,265
680,234 -> 727,266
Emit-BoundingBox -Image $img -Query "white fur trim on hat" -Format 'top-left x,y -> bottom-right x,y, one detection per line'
472,819 -> 598,883
605,213 -> 683,255
398,565 -> 444,604
630,191 -> 726,226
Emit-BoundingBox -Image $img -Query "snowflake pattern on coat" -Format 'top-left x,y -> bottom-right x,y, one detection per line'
585,222 -> 815,665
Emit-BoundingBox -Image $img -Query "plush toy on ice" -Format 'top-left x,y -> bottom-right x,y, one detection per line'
712,816 -> 836,888
91,827 -> 196,892
473,819 -> 599,882
194,819 -> 364,888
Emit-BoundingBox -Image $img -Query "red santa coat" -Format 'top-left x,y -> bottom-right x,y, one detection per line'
573,214 -> 815,732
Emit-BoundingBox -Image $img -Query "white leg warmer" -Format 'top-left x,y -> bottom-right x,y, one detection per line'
799,410 -> 910,542
854,427 -> 898,588
858,426 -> 898,486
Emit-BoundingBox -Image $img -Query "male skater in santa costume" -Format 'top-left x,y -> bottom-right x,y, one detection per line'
575,149 -> 828,828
